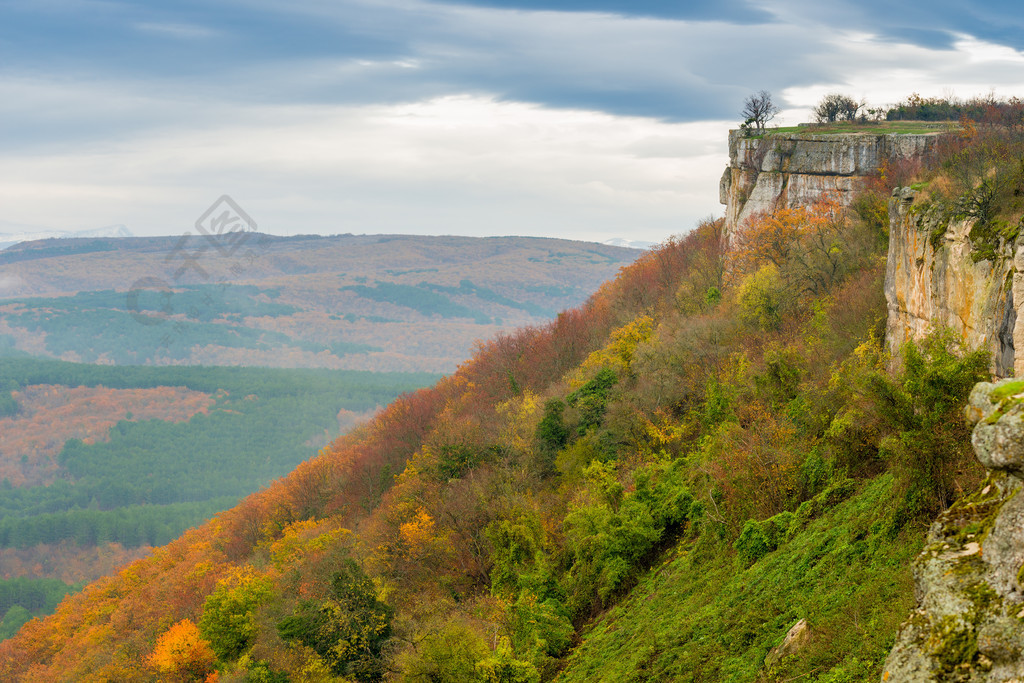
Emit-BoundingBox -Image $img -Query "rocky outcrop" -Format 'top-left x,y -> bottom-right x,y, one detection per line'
883,379 -> 1024,682
720,129 -> 938,246
884,188 -> 1019,377
762,618 -> 810,678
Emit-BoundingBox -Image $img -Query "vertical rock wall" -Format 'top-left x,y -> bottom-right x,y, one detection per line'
883,188 -> 1019,377
720,129 -> 939,246
718,128 -> 1024,372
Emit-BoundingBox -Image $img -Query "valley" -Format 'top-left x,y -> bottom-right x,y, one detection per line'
0,233 -> 640,645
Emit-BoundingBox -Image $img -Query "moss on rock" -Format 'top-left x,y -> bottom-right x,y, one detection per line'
884,380 -> 1024,681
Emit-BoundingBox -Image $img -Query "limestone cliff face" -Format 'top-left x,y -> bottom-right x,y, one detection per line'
884,188 -> 1018,377
883,379 -> 1024,681
719,127 -> 1020,373
720,129 -> 938,246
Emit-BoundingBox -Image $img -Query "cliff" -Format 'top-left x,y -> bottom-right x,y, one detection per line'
720,129 -> 938,245
883,379 -> 1024,681
884,188 -> 1019,376
720,127 -> 1021,377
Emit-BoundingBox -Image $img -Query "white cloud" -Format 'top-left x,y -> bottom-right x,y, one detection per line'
953,34 -> 1024,65
5,0 -> 1024,247
0,93 -> 729,243
779,31 -> 1024,112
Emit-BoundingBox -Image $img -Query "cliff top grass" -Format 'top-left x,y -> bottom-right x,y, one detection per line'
744,120 -> 957,138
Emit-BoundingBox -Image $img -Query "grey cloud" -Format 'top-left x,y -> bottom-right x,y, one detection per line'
754,0 -> 1024,51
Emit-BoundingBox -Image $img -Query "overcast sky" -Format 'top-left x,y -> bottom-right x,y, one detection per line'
2,0 -> 1024,244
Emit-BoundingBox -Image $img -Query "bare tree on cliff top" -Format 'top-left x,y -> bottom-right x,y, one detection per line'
742,90 -> 780,131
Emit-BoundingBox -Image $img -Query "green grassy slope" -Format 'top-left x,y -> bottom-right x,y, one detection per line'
559,476 -> 920,682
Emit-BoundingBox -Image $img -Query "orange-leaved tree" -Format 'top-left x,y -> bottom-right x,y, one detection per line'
148,618 -> 217,682
728,195 -> 873,302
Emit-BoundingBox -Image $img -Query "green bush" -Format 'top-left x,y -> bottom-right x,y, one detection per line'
737,265 -> 789,331
566,368 -> 618,435
509,592 -> 574,660
535,399 -> 569,455
434,444 -> 483,480
733,511 -> 800,565
630,460 -> 693,529
278,560 -> 394,682
866,331 -> 989,519
397,621 -> 488,682
486,517 -> 543,597
475,637 -> 540,683
755,345 -> 804,408
562,497 -> 662,617
199,571 -> 273,662
733,519 -> 773,564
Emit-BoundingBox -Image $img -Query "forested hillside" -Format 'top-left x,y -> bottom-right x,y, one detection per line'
0,359 -> 437,642
1,124 -> 1014,681
0,234 -> 634,642
0,234 -> 639,373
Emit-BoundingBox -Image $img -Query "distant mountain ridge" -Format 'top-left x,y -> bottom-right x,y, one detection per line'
602,237 -> 656,249
0,232 -> 642,372
0,224 -> 132,251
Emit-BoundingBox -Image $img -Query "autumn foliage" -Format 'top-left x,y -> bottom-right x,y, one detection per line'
728,195 -> 877,298
0,384 -> 212,487
148,619 -> 216,681
0,185 -> 990,682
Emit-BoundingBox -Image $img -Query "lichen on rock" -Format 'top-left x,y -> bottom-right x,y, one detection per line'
970,381 -> 1024,477
883,379 -> 1024,681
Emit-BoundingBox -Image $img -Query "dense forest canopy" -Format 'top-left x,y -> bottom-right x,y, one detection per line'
0,359 -> 438,642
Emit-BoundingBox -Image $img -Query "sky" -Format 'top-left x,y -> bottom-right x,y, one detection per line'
2,0 -> 1024,245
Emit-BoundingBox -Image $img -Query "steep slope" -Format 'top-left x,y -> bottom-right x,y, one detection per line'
0,230 -> 680,680
2,127 -> 1009,682
558,476 -> 920,682
1,201 -> 977,682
